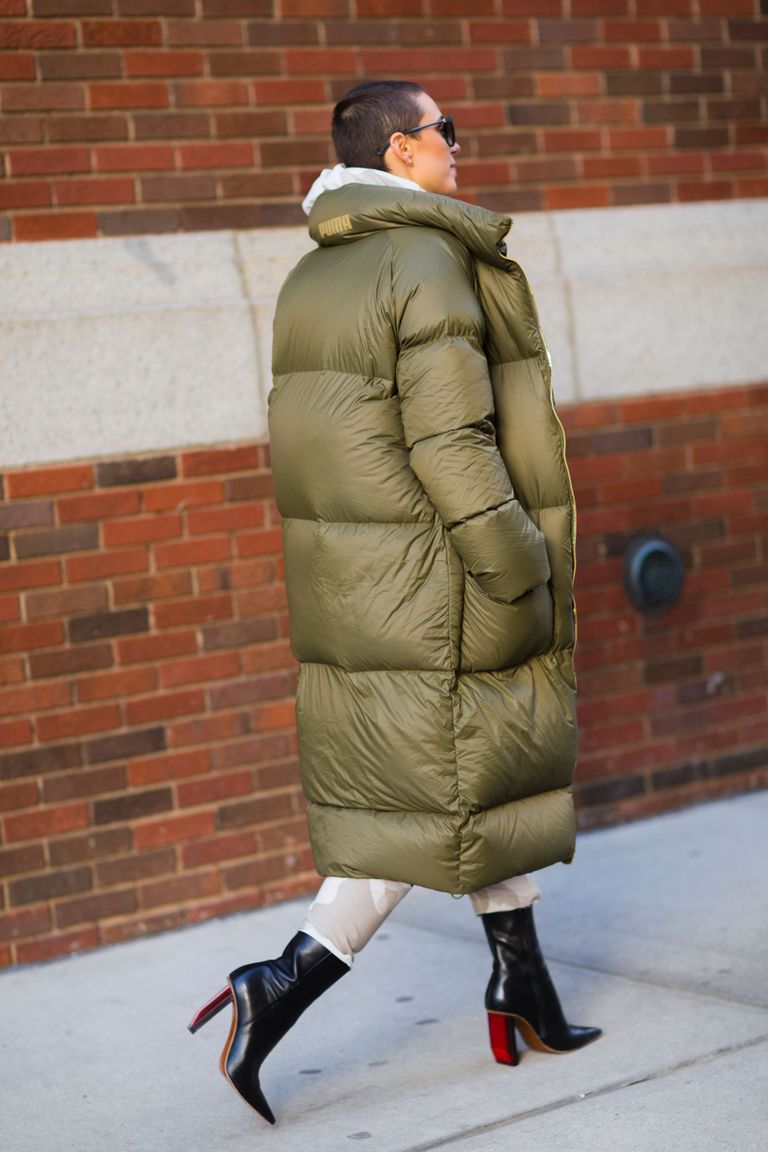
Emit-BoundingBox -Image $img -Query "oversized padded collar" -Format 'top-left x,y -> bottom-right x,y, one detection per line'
307,183 -> 513,270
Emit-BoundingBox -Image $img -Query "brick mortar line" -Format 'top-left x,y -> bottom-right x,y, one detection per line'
0,868 -> 321,972
0,831 -> 305,876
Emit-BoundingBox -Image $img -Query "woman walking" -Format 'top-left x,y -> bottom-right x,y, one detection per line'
189,79 -> 600,1124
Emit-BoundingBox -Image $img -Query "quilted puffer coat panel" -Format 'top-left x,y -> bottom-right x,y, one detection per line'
269,184 -> 578,893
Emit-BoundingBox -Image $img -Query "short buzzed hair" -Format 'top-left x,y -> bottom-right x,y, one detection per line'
332,80 -> 423,172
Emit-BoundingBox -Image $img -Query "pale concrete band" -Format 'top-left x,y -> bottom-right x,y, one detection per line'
301,874 -> 542,967
2,200 -> 766,472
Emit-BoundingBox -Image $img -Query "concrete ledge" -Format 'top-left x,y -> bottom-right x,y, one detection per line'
1,199 -> 766,468
0,229 -> 311,469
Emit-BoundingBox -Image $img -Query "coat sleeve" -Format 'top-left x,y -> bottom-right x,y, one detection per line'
390,229 -> 551,603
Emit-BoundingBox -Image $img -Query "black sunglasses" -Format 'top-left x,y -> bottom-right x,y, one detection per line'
376,115 -> 456,158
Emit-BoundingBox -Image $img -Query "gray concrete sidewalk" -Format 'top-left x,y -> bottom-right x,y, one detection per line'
2,790 -> 767,1152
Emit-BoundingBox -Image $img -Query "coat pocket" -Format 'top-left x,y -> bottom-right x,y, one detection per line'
460,574 -> 554,673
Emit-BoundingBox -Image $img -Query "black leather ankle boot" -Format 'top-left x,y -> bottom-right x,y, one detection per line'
189,930 -> 349,1123
482,907 -> 601,1065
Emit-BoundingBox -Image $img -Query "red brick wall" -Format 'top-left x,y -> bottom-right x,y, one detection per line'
1,381 -> 767,966
1,1 -> 766,243
563,383 -> 768,823
0,444 -> 315,965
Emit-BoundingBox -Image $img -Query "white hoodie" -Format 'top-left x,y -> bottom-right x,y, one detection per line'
301,163 -> 423,216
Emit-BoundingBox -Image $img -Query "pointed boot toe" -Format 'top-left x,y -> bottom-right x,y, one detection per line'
564,1023 -> 602,1049
482,908 -> 602,1064
189,931 -> 348,1124
515,1015 -> 602,1055
218,982 -> 275,1124
223,1048 -> 276,1126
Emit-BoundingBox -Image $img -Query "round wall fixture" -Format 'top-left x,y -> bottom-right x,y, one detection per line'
623,534 -> 685,615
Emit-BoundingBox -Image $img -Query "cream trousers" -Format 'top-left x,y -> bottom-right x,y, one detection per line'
301,874 -> 541,967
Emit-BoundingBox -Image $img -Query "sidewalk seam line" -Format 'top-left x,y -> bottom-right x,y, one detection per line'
400,1031 -> 768,1152
388,921 -> 768,1012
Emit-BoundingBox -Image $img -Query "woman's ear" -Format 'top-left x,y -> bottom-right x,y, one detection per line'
385,133 -> 413,171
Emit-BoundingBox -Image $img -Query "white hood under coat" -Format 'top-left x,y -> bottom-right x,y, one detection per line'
301,163 -> 422,216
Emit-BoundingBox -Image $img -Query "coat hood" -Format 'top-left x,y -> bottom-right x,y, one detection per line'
301,162 -> 422,215
307,183 -> 514,270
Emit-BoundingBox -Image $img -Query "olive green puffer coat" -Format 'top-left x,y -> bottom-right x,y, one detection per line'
269,184 -> 578,894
